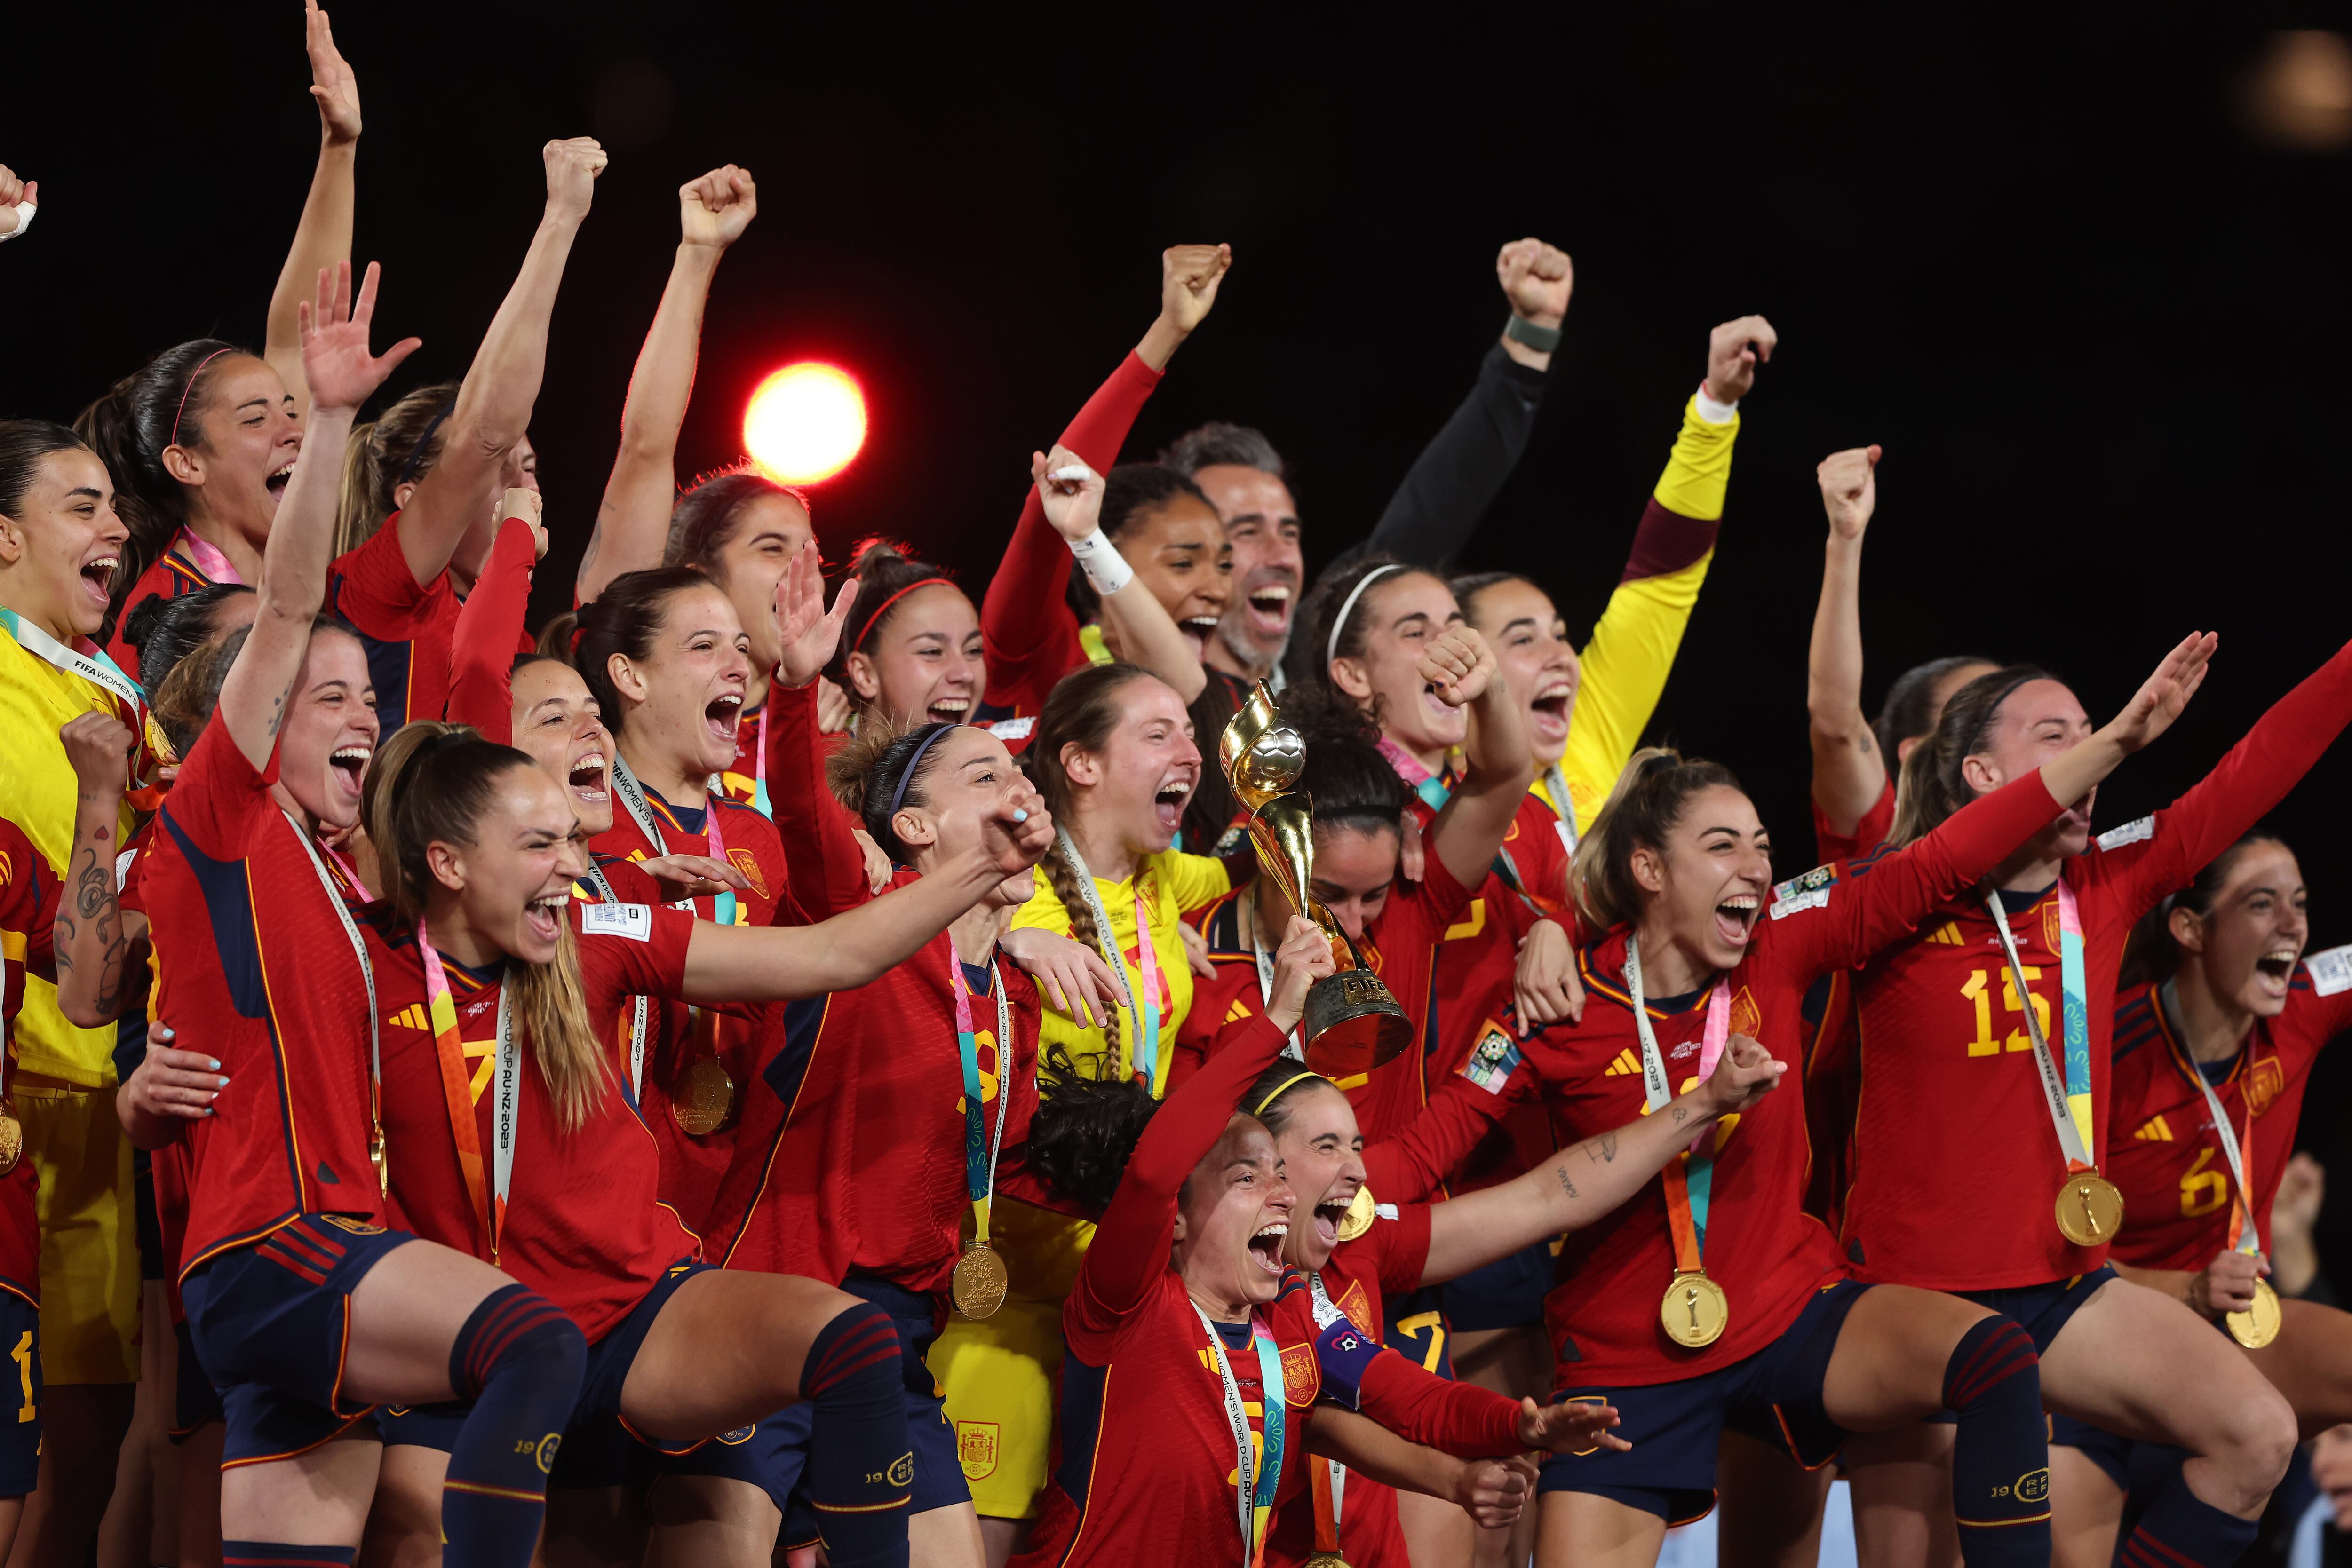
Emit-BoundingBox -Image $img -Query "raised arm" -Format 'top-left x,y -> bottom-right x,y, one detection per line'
979,246 -> 1224,696
1339,240 -> 1570,576
444,493 -> 542,738
1808,445 -> 1884,836
1553,317 -> 1769,832
225,262 -> 418,769
54,713 -> 148,1027
762,542 -> 869,917
261,0 -> 361,423
397,139 -> 602,590
1418,1036 -> 1783,1284
1425,626 -> 1537,892
576,165 -> 757,601
1360,1069 -> 1524,1204
0,165 -> 33,239
1033,451 -> 1208,701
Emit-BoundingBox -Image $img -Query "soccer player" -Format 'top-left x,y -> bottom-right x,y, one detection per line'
1007,916 -> 1621,1567
0,815 -> 54,1561
2043,835 -> 2352,1567
343,717 -> 1051,1568
928,659 -> 1233,1554
90,0 -> 363,673
1517,626 -> 2213,1568
570,567 -> 801,1230
1244,1032 -> 1784,1567
1835,637 -> 2352,1568
976,247 -> 1233,728
127,261 -> 592,1568
829,540 -> 988,733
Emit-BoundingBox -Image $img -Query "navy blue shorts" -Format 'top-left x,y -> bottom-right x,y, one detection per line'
374,1399 -> 471,1452
1382,1285 -> 1456,1380
1441,1235 -> 1558,1333
0,1291 -> 39,1497
181,1215 -> 416,1465
1539,1279 -> 1875,1525
170,1317 -> 222,1443
547,1257 -> 711,1492
660,1275 -> 964,1537
1924,1266 -> 2117,1425
2050,1411 -> 2135,1489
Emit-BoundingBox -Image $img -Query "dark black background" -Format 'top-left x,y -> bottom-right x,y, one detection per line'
9,10 -> 2352,1261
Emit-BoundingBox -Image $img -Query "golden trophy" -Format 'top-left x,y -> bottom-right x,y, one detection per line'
1220,683 -> 1412,1080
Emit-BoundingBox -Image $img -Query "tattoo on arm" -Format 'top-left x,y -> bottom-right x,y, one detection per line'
1581,1132 -> 1620,1164
1556,1167 -> 1578,1201
1671,1106 -> 1688,1125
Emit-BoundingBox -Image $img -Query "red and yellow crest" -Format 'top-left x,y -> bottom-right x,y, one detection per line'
2246,1057 -> 2286,1117
1727,987 -> 1762,1040
955,1421 -> 1000,1480
1279,1341 -> 1319,1408
727,848 -> 770,903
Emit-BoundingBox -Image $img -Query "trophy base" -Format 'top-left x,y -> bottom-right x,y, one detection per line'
1302,971 -> 1413,1080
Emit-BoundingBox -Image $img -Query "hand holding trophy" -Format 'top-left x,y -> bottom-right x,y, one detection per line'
1220,683 -> 1412,1078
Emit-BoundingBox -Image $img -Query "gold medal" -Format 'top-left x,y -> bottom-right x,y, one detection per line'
0,1108 -> 21,1177
952,1239 -> 1009,1320
2227,1276 -> 2282,1350
1659,1270 -> 1729,1348
2053,1172 -> 2125,1247
1304,1555 -> 1352,1568
1334,1184 -> 1377,1244
672,1057 -> 737,1137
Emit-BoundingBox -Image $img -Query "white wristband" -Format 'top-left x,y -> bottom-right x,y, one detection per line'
1067,529 -> 1134,597
0,203 -> 34,243
1694,382 -> 1739,424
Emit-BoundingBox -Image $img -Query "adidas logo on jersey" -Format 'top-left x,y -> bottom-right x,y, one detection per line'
389,1004 -> 429,1031
1925,921 -> 1966,947
1603,1049 -> 1640,1077
2133,1116 -> 2174,1142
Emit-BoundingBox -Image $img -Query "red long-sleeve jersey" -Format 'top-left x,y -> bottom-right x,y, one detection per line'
0,818 -> 52,1301
1841,639 -> 2352,1290
443,515 -> 540,738
977,352 -> 1163,728
2103,958 -> 2352,1273
1015,1017 -> 1525,1567
1516,768 -> 2067,1386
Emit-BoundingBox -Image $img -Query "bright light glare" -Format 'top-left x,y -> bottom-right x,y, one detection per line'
743,363 -> 867,485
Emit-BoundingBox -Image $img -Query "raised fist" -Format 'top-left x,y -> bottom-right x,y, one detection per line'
680,164 -> 757,251
544,138 -> 609,223
1159,244 -> 1232,336
1816,446 -> 1881,542
0,166 -> 35,237
1497,238 -> 1573,328
1704,315 -> 1777,405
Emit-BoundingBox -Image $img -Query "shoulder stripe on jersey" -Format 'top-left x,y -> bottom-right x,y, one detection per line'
710,994 -> 834,1267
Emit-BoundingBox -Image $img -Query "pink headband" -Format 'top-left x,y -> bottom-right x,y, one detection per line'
168,349 -> 235,450
852,577 -> 952,651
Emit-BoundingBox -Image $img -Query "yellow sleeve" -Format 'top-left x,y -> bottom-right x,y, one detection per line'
1158,850 -> 1234,914
1651,394 -> 1740,521
1008,868 -> 1070,934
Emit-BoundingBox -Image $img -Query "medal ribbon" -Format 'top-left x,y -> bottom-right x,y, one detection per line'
1984,884 -> 2097,1173
414,919 -> 511,1260
2157,979 -> 2263,1257
1376,742 -> 1538,901
1192,1305 -> 1286,1568
1542,763 -> 1578,853
950,946 -> 1014,1246
288,815 -> 383,1196
0,608 -> 165,802
1306,1273 -> 1350,1552
1053,829 -> 1163,1092
1624,936 -> 1729,1265
610,752 -> 740,929
173,527 -> 244,585
576,859 -> 650,1099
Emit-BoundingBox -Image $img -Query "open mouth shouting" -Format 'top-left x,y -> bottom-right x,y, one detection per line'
1530,676 -> 1576,745
927,694 -> 972,725
328,744 -> 371,800
1152,770 -> 1197,833
1715,893 -> 1760,949
523,889 -> 568,950
1310,1188 -> 1355,1251
264,459 -> 297,506
567,747 -> 610,807
1246,1220 -> 1289,1276
1179,615 -> 1222,661
704,691 -> 744,750
2254,945 -> 2302,998
1242,578 -> 1294,640
79,551 -> 119,612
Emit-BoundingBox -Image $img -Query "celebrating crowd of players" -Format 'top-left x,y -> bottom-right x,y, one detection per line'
0,11 -> 2349,1568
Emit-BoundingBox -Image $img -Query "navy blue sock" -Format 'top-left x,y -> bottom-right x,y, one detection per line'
800,1299 -> 910,1568
2119,1479 -> 2261,1568
440,1284 -> 587,1568
222,1545 -> 356,1568
1943,1315 -> 2051,1568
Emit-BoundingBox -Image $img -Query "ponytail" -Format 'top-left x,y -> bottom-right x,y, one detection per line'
1569,747 -> 1746,934
1884,665 -> 2059,848
363,721 -> 612,1129
334,382 -> 461,559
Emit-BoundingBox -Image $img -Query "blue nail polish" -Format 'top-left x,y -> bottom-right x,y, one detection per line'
1013,808 -> 1029,823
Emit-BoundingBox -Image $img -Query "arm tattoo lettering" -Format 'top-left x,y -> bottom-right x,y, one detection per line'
1556,1167 -> 1579,1200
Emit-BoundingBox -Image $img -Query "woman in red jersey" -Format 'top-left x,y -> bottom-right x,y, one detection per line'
84,0 -> 364,673
2043,834 -> 2352,1567
1513,627 -> 2216,1568
571,565 -> 809,1228
0,810 -> 54,1559
977,247 -> 1234,729
1008,915 -> 1624,1568
831,540 -> 989,733
344,717 -> 1051,1568
129,263 -> 595,1568
1834,638 -> 2352,1568
693,715 -> 1063,1568
1244,1031 -> 1785,1568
